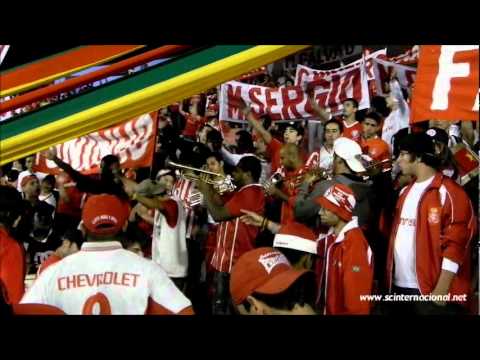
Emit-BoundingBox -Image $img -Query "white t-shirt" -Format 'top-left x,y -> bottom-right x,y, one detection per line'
152,199 -> 188,278
381,80 -> 410,153
393,176 -> 434,288
319,145 -> 334,171
39,192 -> 57,208
21,241 -> 192,315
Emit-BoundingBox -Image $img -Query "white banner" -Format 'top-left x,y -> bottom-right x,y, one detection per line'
35,112 -> 157,174
372,58 -> 417,96
294,62 -> 371,115
295,48 -> 386,83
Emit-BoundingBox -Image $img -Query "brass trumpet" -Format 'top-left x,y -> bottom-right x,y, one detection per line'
166,161 -> 236,195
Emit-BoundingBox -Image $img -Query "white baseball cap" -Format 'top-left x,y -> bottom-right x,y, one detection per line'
333,137 -> 366,173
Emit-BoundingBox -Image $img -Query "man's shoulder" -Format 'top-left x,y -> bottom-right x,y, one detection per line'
0,230 -> 22,251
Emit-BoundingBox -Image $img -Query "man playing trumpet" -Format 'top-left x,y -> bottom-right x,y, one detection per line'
196,156 -> 265,315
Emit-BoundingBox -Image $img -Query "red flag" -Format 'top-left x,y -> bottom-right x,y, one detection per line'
411,45 -> 479,123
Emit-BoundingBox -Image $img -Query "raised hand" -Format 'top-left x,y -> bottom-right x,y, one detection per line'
42,147 -> 58,161
240,209 -> 264,227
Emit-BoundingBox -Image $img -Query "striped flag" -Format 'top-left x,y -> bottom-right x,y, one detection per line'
0,45 -> 10,66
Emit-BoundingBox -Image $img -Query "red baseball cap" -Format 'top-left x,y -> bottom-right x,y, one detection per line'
82,194 -> 130,236
230,247 -> 310,306
273,222 -> 318,255
315,184 -> 356,222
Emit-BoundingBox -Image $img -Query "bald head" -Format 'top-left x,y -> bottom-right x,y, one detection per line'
280,144 -> 302,170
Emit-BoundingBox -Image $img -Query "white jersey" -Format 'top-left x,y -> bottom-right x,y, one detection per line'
393,177 -> 434,288
319,145 -> 335,171
21,241 -> 192,315
152,198 -> 188,278
381,80 -> 410,153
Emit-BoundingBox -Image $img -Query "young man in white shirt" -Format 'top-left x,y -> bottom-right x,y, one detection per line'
386,132 -> 476,315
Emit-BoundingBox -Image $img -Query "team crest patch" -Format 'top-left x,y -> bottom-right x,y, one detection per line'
428,207 -> 440,224
352,266 -> 360,272
258,252 -> 289,274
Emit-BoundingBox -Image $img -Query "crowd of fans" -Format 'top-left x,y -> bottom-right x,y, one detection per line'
0,50 -> 479,315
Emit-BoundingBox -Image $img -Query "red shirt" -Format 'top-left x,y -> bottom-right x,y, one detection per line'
182,114 -> 205,138
280,165 -> 309,225
266,138 -> 283,174
342,120 -> 363,144
316,222 -> 374,315
57,186 -> 85,219
0,227 -> 25,304
211,184 -> 265,273
267,138 -> 309,175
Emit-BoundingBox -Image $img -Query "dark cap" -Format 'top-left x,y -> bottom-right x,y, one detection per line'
426,127 -> 449,145
284,122 -> 305,137
398,132 -> 440,168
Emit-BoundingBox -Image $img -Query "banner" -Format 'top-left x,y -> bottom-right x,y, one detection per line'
296,49 -> 386,83
35,112 -> 158,174
295,62 -> 371,114
219,66 -> 369,122
372,58 -> 417,96
411,45 -> 479,123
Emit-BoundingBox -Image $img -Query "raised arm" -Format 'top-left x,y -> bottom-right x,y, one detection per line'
306,82 -> 331,123
231,96 -> 272,144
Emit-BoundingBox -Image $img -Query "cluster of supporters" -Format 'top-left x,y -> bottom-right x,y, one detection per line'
0,65 -> 478,316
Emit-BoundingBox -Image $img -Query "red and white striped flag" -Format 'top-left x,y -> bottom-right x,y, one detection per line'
0,45 -> 10,66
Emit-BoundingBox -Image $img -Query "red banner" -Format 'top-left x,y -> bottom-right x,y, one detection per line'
411,45 -> 479,123
35,112 -> 158,174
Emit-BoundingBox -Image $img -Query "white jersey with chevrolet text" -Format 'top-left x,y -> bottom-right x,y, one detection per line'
21,241 -> 192,315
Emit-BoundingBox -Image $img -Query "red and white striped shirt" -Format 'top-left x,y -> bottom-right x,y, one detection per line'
211,184 -> 265,273
172,178 -> 197,239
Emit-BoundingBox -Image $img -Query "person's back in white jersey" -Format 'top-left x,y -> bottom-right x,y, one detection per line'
21,194 -> 193,315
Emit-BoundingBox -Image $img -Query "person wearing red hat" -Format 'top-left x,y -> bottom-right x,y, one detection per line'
240,211 -> 318,271
229,247 -> 317,315
314,184 -> 374,315
21,194 -> 193,315
295,137 -> 374,233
